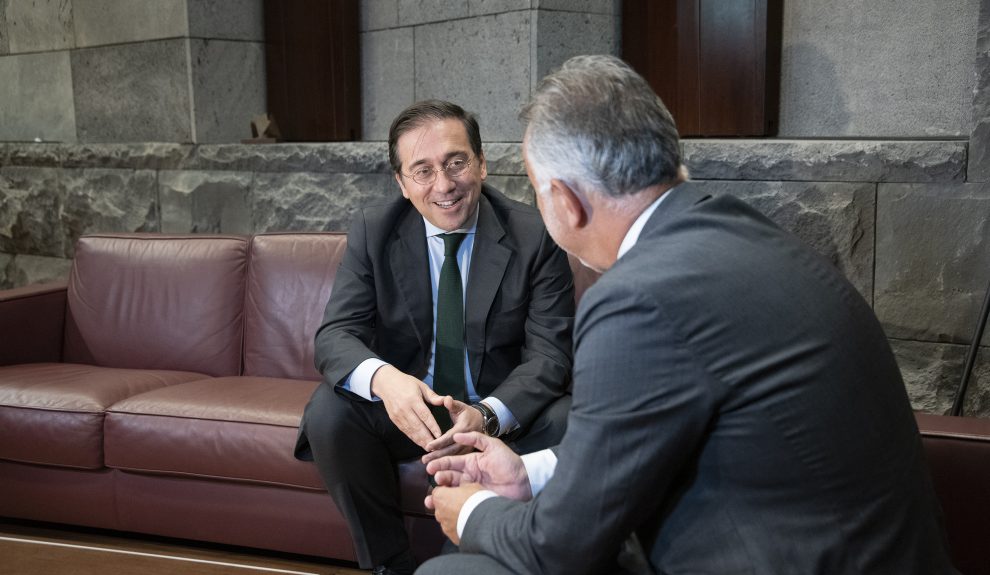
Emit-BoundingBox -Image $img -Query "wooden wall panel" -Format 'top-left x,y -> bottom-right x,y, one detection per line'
264,0 -> 360,142
622,0 -> 781,137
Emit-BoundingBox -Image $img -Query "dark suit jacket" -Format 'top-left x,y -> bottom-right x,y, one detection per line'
461,186 -> 956,574
303,185 -> 574,434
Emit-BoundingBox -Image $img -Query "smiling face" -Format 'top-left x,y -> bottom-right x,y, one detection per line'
394,118 -> 487,231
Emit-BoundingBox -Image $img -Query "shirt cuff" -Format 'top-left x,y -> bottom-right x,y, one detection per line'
481,396 -> 519,436
342,358 -> 388,401
457,490 -> 499,539
521,448 -> 558,497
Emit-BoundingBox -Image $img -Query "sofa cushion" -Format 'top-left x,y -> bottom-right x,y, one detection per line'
0,363 -> 207,469
63,234 -> 249,377
105,376 -> 324,489
243,233 -> 347,380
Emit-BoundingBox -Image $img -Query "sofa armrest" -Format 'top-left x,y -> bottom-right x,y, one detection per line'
0,281 -> 68,366
915,412 -> 990,575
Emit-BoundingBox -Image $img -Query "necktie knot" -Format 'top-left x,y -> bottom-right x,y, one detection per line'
441,233 -> 466,257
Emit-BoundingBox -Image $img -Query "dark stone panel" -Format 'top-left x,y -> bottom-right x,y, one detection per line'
682,180 -> 876,302
875,182 -> 990,345
892,338 -> 990,418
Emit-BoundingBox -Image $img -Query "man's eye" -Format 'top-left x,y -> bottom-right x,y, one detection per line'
446,160 -> 466,170
413,167 -> 433,178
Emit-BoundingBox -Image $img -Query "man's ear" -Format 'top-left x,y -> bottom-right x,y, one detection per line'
550,179 -> 588,228
478,153 -> 487,181
395,173 -> 410,199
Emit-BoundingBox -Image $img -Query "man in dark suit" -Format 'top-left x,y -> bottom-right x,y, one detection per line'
419,56 -> 957,574
294,100 -> 574,575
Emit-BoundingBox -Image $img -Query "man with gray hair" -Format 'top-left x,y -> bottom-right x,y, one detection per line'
417,55 -> 956,574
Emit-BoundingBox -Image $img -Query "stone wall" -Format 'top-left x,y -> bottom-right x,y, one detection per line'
0,0 -> 266,144
360,0 -> 620,141
2,138 -> 986,416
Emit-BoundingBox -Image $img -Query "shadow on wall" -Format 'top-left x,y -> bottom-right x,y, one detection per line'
778,42 -> 851,137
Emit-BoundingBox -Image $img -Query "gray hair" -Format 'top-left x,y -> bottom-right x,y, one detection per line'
520,55 -> 684,198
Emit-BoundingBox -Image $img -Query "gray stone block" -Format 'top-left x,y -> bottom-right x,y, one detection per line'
482,143 -> 525,175
187,0 -> 264,41
189,143 -> 390,173
0,167 -> 63,257
63,143 -> 192,170
875,182 -> 990,345
469,0 -> 531,17
159,170 -> 253,234
416,12 -> 532,141
0,253 -> 10,288
61,168 -> 159,256
361,27 -> 414,141
397,0 -> 468,27
360,0 -> 399,31
682,140 -> 967,183
534,0 -> 619,14
533,9 -> 619,85
0,2 -> 9,55
3,0 -> 73,53
251,172 -> 396,233
682,180 -> 876,302
0,52 -> 76,143
969,3 -> 990,182
891,339 -> 990,417
73,0 -> 187,47
190,39 -> 266,144
72,39 -> 193,143
486,175 -> 534,205
3,143 -> 64,168
0,253 -> 72,290
778,0 -> 978,137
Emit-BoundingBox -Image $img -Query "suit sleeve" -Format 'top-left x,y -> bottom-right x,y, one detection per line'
490,228 -> 575,429
460,282 -> 720,574
313,209 -> 382,388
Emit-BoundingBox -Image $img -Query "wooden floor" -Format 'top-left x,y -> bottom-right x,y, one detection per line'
0,519 -> 364,575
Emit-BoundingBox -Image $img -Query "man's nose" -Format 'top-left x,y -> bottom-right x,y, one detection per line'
434,168 -> 457,191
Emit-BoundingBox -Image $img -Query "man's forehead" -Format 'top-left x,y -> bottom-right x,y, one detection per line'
397,119 -> 471,166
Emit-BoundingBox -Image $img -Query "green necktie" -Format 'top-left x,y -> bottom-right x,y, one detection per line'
431,233 -> 468,431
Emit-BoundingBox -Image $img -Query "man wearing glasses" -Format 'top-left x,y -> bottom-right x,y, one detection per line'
295,100 -> 575,575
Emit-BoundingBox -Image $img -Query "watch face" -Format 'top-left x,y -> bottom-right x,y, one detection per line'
485,417 -> 499,436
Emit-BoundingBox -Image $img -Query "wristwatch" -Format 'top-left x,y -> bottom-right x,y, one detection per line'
471,401 -> 500,437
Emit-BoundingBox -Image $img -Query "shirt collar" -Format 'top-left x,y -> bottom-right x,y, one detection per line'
616,189 -> 672,260
423,206 -> 480,238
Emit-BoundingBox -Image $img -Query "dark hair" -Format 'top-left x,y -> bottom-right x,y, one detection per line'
388,100 -> 483,174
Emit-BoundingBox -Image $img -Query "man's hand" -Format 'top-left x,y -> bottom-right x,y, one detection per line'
422,397 -> 483,462
426,483 -> 483,545
371,365 -> 443,449
425,432 -> 533,501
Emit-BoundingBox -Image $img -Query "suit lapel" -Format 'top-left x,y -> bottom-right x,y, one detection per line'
465,194 -> 510,384
389,208 -> 433,365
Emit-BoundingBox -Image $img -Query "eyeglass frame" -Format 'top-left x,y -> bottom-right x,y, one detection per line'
400,155 -> 476,186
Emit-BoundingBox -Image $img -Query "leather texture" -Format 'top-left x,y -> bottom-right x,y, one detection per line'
105,376 -> 324,489
63,234 -> 249,377
0,281 -> 66,366
916,412 -> 990,575
243,232 -> 347,380
0,363 -> 205,468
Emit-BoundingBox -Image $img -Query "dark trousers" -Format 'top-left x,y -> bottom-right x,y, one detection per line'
298,383 -> 570,569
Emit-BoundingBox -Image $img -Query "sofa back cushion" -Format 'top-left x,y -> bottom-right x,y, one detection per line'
243,233 -> 347,381
63,234 -> 249,377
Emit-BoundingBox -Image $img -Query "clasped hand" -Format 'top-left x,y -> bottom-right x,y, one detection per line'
370,365 -> 482,453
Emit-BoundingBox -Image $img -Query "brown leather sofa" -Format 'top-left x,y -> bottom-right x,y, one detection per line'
915,412 -> 990,575
0,232 -> 460,563
1,232 -> 985,573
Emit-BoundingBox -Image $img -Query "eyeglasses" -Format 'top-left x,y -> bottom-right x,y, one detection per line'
402,157 -> 473,185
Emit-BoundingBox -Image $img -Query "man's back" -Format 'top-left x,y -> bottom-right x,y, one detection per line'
597,187 -> 954,573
